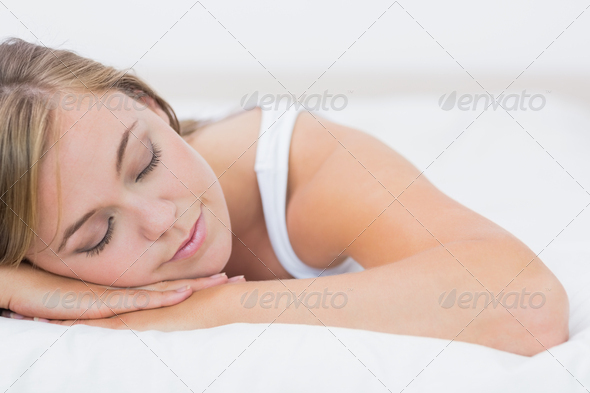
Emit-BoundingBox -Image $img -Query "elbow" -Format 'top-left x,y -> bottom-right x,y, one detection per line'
481,269 -> 570,357
521,278 -> 569,356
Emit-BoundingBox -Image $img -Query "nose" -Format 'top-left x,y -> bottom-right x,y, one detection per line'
131,196 -> 177,242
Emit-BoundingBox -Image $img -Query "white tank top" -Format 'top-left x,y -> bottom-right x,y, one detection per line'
254,103 -> 365,279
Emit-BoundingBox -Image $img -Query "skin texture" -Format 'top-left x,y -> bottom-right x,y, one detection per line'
0,262 -> 238,321
25,92 -> 233,287
8,92 -> 569,356
56,239 -> 569,356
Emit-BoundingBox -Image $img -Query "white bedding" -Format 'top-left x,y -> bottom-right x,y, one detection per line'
2,94 -> 589,392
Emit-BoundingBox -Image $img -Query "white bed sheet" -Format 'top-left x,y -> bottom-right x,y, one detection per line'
1,94 -> 589,392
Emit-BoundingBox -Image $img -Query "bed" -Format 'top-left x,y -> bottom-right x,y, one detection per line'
2,94 -> 589,392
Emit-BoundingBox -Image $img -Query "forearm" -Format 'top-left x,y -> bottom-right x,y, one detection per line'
156,238 -> 567,355
0,261 -> 231,321
198,241 -> 505,335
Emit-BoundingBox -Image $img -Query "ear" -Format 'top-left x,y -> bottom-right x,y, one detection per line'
135,92 -> 170,125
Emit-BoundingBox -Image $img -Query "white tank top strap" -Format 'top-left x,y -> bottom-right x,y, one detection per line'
253,103 -> 364,279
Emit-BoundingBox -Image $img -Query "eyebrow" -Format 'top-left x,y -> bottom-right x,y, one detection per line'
57,120 -> 138,254
116,120 -> 138,177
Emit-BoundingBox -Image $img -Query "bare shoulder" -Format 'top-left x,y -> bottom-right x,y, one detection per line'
286,110 -> 415,268
287,111 -> 515,269
288,110 -> 424,199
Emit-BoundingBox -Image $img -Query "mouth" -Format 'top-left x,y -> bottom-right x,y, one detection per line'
164,208 -> 207,265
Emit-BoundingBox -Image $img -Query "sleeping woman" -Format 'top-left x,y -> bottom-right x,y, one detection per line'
0,37 -> 569,356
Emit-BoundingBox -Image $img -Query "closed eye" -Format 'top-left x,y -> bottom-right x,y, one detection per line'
85,216 -> 114,257
83,141 -> 162,257
136,141 -> 161,182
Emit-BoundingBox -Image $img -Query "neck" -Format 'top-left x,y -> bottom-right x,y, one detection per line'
181,108 -> 264,238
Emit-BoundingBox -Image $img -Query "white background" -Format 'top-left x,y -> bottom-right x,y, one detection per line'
1,0 -> 589,101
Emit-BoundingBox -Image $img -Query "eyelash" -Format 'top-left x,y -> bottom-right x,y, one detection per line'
85,142 -> 162,257
136,142 -> 162,182
86,216 -> 114,257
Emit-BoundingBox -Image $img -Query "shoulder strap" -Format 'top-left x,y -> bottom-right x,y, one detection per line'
254,103 -> 364,278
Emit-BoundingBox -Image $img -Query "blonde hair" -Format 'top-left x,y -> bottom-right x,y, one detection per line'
0,37 -> 199,267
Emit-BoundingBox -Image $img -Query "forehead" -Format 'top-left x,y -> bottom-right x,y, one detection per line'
35,92 -> 140,241
51,91 -> 140,146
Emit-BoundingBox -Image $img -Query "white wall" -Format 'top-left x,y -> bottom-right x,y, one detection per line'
1,0 -> 589,105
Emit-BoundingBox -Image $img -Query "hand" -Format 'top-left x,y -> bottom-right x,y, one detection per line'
46,278 -> 246,330
0,262 -> 245,322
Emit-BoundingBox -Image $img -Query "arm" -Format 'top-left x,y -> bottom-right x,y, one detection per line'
0,261 -> 243,321
53,114 -> 569,356
60,237 -> 568,357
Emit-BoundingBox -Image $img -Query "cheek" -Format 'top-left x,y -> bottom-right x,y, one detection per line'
32,247 -> 157,287
86,247 -> 160,287
71,259 -> 155,287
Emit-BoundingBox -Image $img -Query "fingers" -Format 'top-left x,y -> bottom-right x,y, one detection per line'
227,275 -> 245,284
3,284 -> 193,323
87,285 -> 195,317
3,273 -> 248,331
1,310 -> 49,323
43,286 -> 195,320
3,273 -> 247,323
123,274 -> 225,292
1,309 -> 124,329
124,272 -> 246,292
48,317 -> 124,329
154,285 -> 194,308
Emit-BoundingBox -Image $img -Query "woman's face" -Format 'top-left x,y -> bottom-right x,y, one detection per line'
26,91 -> 232,287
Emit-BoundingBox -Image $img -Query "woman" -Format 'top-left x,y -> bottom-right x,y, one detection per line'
0,37 -> 569,356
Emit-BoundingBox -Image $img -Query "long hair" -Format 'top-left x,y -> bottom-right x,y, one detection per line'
0,37 -> 196,267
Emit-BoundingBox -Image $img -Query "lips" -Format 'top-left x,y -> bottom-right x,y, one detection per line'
165,209 -> 207,264
177,220 -> 198,253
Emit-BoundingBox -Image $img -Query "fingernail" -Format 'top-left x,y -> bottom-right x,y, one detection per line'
227,275 -> 244,283
34,317 -> 50,323
175,285 -> 191,293
10,312 -> 24,319
209,272 -> 227,279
